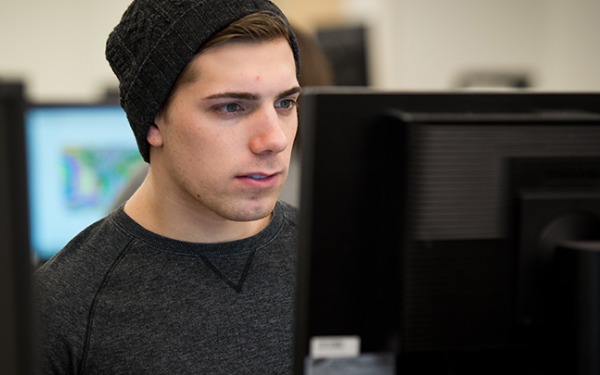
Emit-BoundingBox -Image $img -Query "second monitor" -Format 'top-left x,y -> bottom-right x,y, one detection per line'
295,88 -> 600,374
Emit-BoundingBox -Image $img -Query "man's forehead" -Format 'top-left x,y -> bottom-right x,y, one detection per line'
192,38 -> 296,72
184,39 -> 299,94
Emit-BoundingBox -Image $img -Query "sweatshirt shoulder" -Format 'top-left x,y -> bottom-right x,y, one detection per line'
34,213 -> 133,294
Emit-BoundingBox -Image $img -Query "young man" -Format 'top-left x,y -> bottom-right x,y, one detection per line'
34,0 -> 301,373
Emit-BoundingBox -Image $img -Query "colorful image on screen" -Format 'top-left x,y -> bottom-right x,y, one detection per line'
62,146 -> 141,209
26,105 -> 144,261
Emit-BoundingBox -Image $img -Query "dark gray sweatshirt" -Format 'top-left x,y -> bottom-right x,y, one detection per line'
35,201 -> 298,374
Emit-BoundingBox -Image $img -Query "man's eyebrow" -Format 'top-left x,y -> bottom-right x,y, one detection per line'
204,86 -> 302,101
204,92 -> 260,101
279,86 -> 302,99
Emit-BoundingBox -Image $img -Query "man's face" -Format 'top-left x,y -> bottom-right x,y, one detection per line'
149,38 -> 300,224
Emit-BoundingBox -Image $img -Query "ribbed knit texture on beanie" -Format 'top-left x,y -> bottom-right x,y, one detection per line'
106,0 -> 299,162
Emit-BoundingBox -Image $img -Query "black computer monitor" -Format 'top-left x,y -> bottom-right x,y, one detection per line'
25,104 -> 144,262
0,82 -> 34,375
294,88 -> 600,374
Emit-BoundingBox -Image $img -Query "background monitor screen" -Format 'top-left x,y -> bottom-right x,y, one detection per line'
26,104 -> 144,262
294,88 -> 600,374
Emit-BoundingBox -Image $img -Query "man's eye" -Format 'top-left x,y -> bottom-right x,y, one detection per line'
276,99 -> 296,110
217,103 -> 243,113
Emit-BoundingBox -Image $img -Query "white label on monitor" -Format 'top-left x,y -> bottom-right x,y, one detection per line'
309,336 -> 361,359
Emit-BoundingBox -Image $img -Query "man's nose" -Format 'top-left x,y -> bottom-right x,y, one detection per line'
248,106 -> 290,155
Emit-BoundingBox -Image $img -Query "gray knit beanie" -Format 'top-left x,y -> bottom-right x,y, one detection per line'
106,0 -> 300,162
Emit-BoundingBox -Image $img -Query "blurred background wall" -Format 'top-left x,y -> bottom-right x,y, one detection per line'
0,0 -> 598,103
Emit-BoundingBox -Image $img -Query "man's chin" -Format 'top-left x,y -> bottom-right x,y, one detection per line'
229,198 -> 277,223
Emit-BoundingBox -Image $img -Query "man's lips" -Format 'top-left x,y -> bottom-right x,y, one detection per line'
236,172 -> 281,189
245,173 -> 270,180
